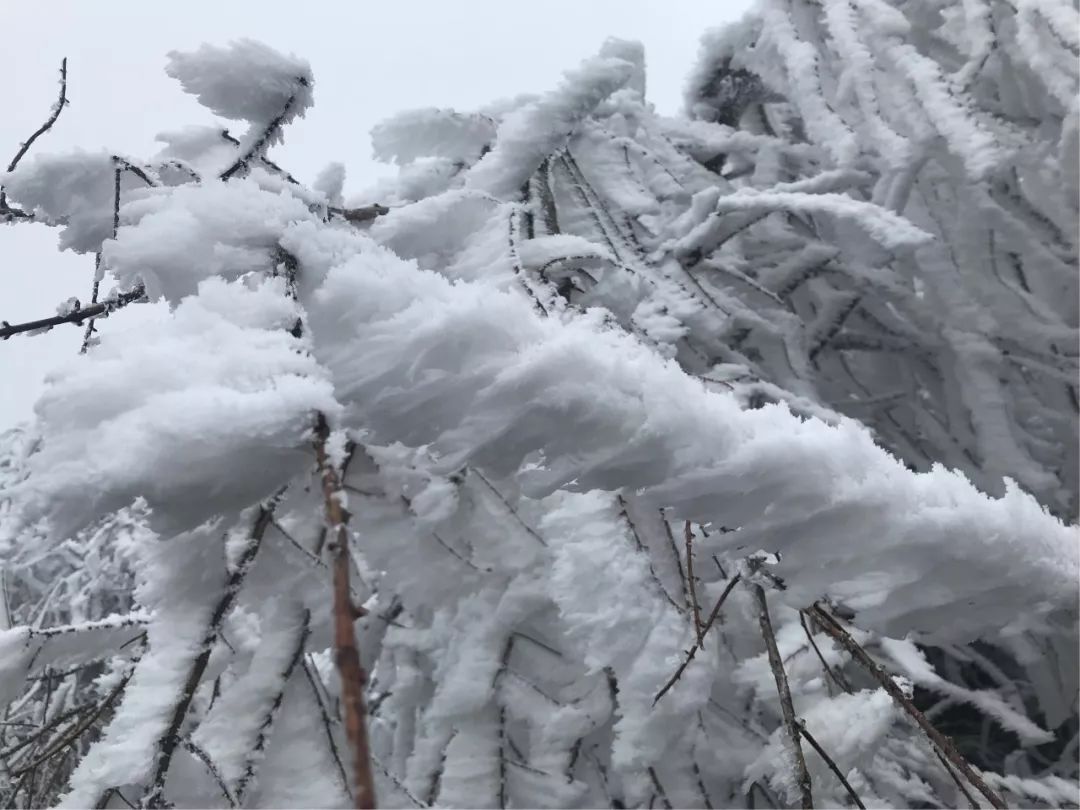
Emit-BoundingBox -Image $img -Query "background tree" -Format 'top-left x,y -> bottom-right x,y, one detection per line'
0,1 -> 1077,808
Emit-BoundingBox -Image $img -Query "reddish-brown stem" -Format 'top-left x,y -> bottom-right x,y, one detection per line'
314,413 -> 376,810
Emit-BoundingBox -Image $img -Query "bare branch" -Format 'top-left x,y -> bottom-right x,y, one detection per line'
807,605 -> 1008,809
0,286 -> 146,342
0,58 -> 68,212
753,584 -> 813,809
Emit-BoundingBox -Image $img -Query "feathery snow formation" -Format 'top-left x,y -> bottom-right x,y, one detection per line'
165,39 -> 313,126
0,23 -> 1077,810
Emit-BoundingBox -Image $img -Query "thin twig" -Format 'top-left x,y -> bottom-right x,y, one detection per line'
81,166 -> 122,353
302,655 -> 354,803
220,80 -> 308,181
0,58 -> 67,212
799,610 -> 853,694
808,605 -> 1008,809
684,522 -> 704,645
934,747 -> 981,808
142,494 -> 283,808
753,584 -> 813,808
654,573 -> 741,705
233,609 -> 311,803
314,412 -> 377,810
797,721 -> 865,808
182,739 -> 236,807
1,286 -> 145,341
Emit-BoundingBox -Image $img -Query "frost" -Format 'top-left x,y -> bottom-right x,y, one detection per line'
165,40 -> 313,125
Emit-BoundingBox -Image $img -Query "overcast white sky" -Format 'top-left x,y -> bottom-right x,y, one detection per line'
0,0 -> 752,428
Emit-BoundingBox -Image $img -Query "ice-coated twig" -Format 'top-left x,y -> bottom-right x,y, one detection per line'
807,604 -> 1008,809
753,584 -> 814,808
0,58 -> 67,213
313,412 -> 377,809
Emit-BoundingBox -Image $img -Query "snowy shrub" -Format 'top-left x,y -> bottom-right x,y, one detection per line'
0,8 -> 1076,809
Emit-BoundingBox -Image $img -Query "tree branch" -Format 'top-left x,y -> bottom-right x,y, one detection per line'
1,286 -> 146,341
141,493 -> 283,808
797,721 -> 865,809
807,604 -> 1008,809
753,584 -> 814,809
313,413 -> 377,809
220,79 -> 308,181
0,57 -> 67,213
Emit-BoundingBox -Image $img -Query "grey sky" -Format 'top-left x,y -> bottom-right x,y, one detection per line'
1,0 -> 752,428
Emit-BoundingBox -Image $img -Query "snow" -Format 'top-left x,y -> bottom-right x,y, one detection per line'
165,40 -> 313,126
465,55 -> 635,199
103,178 -> 317,303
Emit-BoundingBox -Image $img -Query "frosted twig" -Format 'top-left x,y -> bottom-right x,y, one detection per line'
313,412 -> 377,809
302,655 -> 354,802
753,584 -> 813,808
0,58 -> 67,213
0,287 -> 146,342
142,494 -> 284,808
807,604 -> 1008,809
182,739 -> 236,807
81,166 -> 122,354
617,495 -> 685,615
653,573 -> 741,705
798,610 -> 852,695
797,721 -> 865,809
9,649 -> 141,778
684,522 -> 705,645
220,78 -> 309,181
233,609 -> 311,803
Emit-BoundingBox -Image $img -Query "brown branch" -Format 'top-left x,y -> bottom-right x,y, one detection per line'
0,286 -> 145,341
0,58 -> 67,212
797,722 -> 865,809
314,412 -> 377,810
807,605 -> 1008,809
684,522 -> 704,645
653,573 -> 741,705
753,584 -> 813,809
